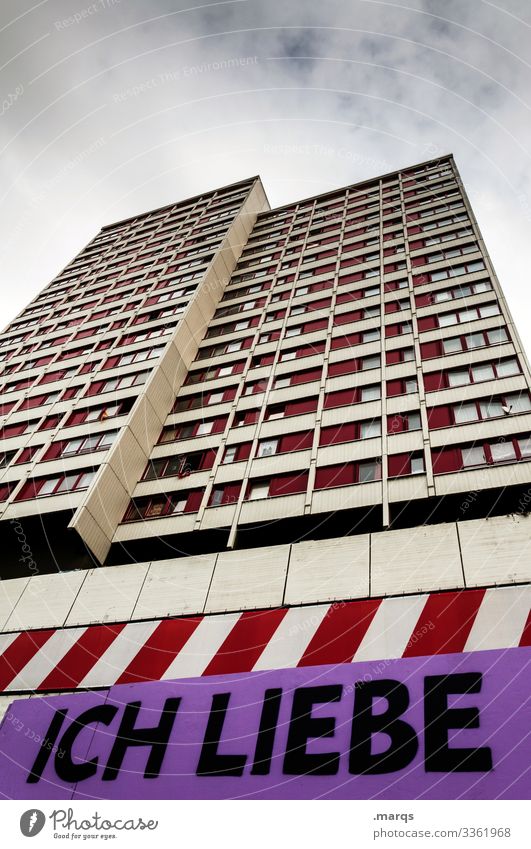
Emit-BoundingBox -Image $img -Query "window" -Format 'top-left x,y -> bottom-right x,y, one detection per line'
360,420 -> 381,438
286,327 -> 301,337
361,384 -> 381,401
411,455 -> 425,474
223,446 -> 238,464
361,355 -> 380,370
490,442 -> 516,463
257,439 -> 278,457
362,328 -> 380,342
405,378 -> 418,393
280,351 -> 297,361
248,481 -> 270,500
454,403 -> 479,423
358,460 -> 382,482
197,422 -> 213,436
274,377 -> 291,389
462,446 -> 486,467
62,431 -> 117,456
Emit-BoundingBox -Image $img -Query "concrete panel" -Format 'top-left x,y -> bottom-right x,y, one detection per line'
459,515 -> 531,586
285,535 -> 370,605
65,562 -> 149,625
133,555 -> 217,618
371,523 -> 463,596
0,578 -> 30,631
205,545 -> 290,612
4,571 -> 87,630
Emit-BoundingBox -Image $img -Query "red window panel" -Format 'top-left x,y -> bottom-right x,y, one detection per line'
86,381 -> 104,397
328,358 -> 358,377
42,441 -> 64,461
18,394 -> 48,411
427,405 -> 453,429
39,415 -> 61,431
319,423 -> 357,446
387,453 -> 411,477
385,324 -> 401,338
410,255 -> 426,268
386,380 -> 403,397
420,341 -> 442,359
385,350 -> 402,365
62,387 -> 80,401
417,315 -> 437,332
339,271 -> 364,285
423,371 -> 445,392
0,484 -> 13,501
431,447 -> 462,474
0,401 -> 16,415
315,463 -> 356,489
38,371 -> 65,385
324,388 -> 358,409
415,292 -> 432,307
384,302 -> 400,314
334,310 -> 362,326
269,472 -> 308,497
103,355 -> 120,370
0,422 -> 28,438
412,273 -> 429,287
331,333 -> 360,351
15,446 -> 39,464
308,297 -> 332,312
291,368 -> 322,385
185,490 -> 204,513
211,417 -> 228,434
285,397 -> 319,416
303,318 -> 328,333
279,431 -> 313,452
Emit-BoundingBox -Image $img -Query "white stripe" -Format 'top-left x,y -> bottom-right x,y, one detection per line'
464,585 -> 531,652
353,594 -> 429,661
252,604 -> 330,671
79,620 -> 161,688
162,613 -> 242,680
7,628 -> 87,691
0,632 -> 20,657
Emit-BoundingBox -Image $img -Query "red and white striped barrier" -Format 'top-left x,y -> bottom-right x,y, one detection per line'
0,585 -> 529,693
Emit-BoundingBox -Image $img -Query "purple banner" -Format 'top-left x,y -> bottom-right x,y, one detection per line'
0,648 -> 528,799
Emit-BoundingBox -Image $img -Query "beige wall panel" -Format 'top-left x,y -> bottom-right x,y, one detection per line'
249,450 -> 312,477
321,401 -> 381,428
113,511 -> 196,542
5,571 -> 87,630
238,493 -> 307,524
311,482 -> 381,514
65,562 -> 149,625
133,555 -> 217,618
316,438 -> 382,467
387,475 -> 429,503
199,503 -> 238,530
285,535 -> 370,605
371,523 -> 463,596
205,545 -> 290,612
0,578 -> 30,630
386,393 -> 420,416
459,515 -> 531,586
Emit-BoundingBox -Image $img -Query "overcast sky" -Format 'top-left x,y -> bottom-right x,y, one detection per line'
1,0 -> 530,350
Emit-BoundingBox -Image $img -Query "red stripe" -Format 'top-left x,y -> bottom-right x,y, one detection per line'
37,624 -> 126,691
0,630 -> 55,691
115,617 -> 202,685
203,608 -> 288,676
519,610 -> 531,647
403,589 -> 486,657
298,599 -> 381,667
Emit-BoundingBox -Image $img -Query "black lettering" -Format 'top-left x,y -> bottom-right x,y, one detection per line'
283,685 -> 342,775
250,688 -> 282,775
102,698 -> 180,780
27,709 -> 67,783
349,680 -> 418,774
196,693 -> 247,777
424,672 -> 492,772
55,705 -> 118,783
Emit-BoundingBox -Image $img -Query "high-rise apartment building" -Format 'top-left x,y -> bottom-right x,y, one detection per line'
0,155 -> 529,706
